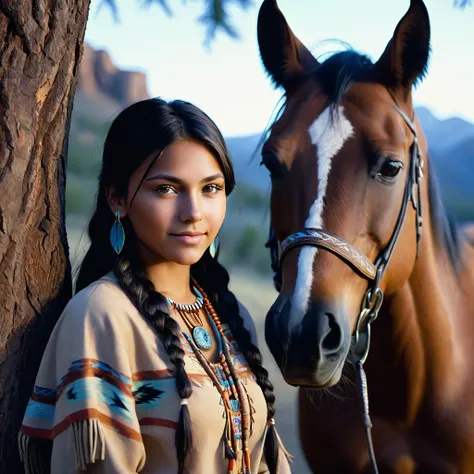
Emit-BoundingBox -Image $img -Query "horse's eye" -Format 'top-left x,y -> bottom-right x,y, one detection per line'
261,152 -> 283,179
377,160 -> 403,181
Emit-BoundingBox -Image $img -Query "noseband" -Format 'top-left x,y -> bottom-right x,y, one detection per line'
265,105 -> 423,474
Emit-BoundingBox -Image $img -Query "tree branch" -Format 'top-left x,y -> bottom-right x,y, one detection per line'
98,0 -> 252,46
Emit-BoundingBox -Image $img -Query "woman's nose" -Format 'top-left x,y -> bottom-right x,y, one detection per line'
179,195 -> 203,223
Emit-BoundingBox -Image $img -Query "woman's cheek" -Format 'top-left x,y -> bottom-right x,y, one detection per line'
211,199 -> 226,234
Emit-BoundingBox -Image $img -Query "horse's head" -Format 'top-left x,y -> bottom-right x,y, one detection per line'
258,0 -> 431,388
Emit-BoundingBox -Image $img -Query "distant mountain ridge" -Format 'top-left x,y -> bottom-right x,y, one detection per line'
416,106 -> 474,154
69,43 -> 474,221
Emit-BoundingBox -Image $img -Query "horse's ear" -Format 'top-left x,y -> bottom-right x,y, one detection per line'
374,0 -> 431,99
257,0 -> 319,93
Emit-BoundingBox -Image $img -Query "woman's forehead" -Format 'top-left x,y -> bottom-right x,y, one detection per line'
135,140 -> 223,180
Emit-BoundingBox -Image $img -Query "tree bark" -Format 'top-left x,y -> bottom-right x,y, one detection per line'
0,0 -> 91,470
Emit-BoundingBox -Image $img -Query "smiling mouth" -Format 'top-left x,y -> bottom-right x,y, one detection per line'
170,232 -> 206,244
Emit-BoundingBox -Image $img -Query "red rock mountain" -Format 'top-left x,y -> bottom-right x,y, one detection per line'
77,43 -> 150,108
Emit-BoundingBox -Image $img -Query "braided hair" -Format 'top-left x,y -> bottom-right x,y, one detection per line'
192,251 -> 280,473
75,98 -> 280,473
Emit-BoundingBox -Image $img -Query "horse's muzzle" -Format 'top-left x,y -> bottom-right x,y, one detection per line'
265,298 -> 350,388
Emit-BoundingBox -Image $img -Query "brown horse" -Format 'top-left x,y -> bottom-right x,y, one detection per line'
257,1 -> 474,473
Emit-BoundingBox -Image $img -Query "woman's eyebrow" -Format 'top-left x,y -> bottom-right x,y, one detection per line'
145,173 -> 225,184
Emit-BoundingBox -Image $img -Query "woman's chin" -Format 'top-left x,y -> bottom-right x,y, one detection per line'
165,249 -> 207,266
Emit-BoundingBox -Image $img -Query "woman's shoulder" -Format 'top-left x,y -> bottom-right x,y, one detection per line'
71,270 -> 134,309
58,271 -> 138,333
36,272 -> 142,382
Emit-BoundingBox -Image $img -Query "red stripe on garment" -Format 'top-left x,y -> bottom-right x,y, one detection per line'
139,418 -> 177,430
57,367 -> 133,398
31,391 -> 56,406
132,369 -> 175,381
20,408 -> 142,442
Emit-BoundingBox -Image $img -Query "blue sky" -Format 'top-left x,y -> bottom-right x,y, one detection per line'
85,0 -> 474,137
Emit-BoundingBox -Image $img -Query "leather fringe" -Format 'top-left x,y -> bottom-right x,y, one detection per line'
18,433 -> 47,474
18,419 -> 105,473
71,418 -> 106,470
274,427 -> 294,464
18,433 -> 42,474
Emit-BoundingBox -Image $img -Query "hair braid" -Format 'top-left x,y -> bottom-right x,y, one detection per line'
192,252 -> 280,474
114,256 -> 193,474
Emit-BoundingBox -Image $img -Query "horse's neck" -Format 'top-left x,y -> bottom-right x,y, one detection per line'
366,227 -> 474,421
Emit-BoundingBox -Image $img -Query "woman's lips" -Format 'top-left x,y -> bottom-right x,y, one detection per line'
170,233 -> 205,245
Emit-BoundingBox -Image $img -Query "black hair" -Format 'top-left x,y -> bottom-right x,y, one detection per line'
75,98 -> 280,473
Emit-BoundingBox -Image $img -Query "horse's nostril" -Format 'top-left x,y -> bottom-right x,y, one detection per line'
321,313 -> 342,354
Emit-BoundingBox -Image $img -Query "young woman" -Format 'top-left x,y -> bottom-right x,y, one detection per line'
18,98 -> 292,474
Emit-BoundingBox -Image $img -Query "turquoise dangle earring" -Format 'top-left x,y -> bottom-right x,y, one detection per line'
209,235 -> 219,258
110,211 -> 125,254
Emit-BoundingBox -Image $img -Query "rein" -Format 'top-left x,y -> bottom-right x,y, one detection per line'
265,105 -> 423,474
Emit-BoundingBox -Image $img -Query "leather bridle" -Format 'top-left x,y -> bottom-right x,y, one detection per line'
265,105 -> 424,474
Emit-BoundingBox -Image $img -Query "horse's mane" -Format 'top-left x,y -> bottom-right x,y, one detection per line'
427,161 -> 463,271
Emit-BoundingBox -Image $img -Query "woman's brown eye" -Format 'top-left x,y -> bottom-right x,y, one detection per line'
155,185 -> 177,195
377,160 -> 403,180
203,184 -> 222,193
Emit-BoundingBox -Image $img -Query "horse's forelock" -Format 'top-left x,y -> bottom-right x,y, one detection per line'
313,50 -> 374,109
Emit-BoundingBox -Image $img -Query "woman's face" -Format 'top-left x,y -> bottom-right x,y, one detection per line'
111,139 -> 227,267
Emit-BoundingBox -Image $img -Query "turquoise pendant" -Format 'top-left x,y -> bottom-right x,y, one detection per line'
193,327 -> 213,351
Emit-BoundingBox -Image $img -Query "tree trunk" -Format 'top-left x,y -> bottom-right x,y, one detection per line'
0,1 -> 91,470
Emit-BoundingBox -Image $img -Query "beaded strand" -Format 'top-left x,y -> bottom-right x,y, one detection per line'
192,281 -> 253,474
182,333 -> 238,461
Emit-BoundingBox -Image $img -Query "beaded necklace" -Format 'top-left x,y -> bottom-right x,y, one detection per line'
166,288 -> 213,351
170,281 -> 254,474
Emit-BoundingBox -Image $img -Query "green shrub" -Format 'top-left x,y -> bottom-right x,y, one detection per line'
229,183 -> 267,211
66,173 -> 97,217
68,139 -> 102,178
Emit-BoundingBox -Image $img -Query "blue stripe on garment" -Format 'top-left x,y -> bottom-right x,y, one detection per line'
24,399 -> 55,421
60,377 -> 135,420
